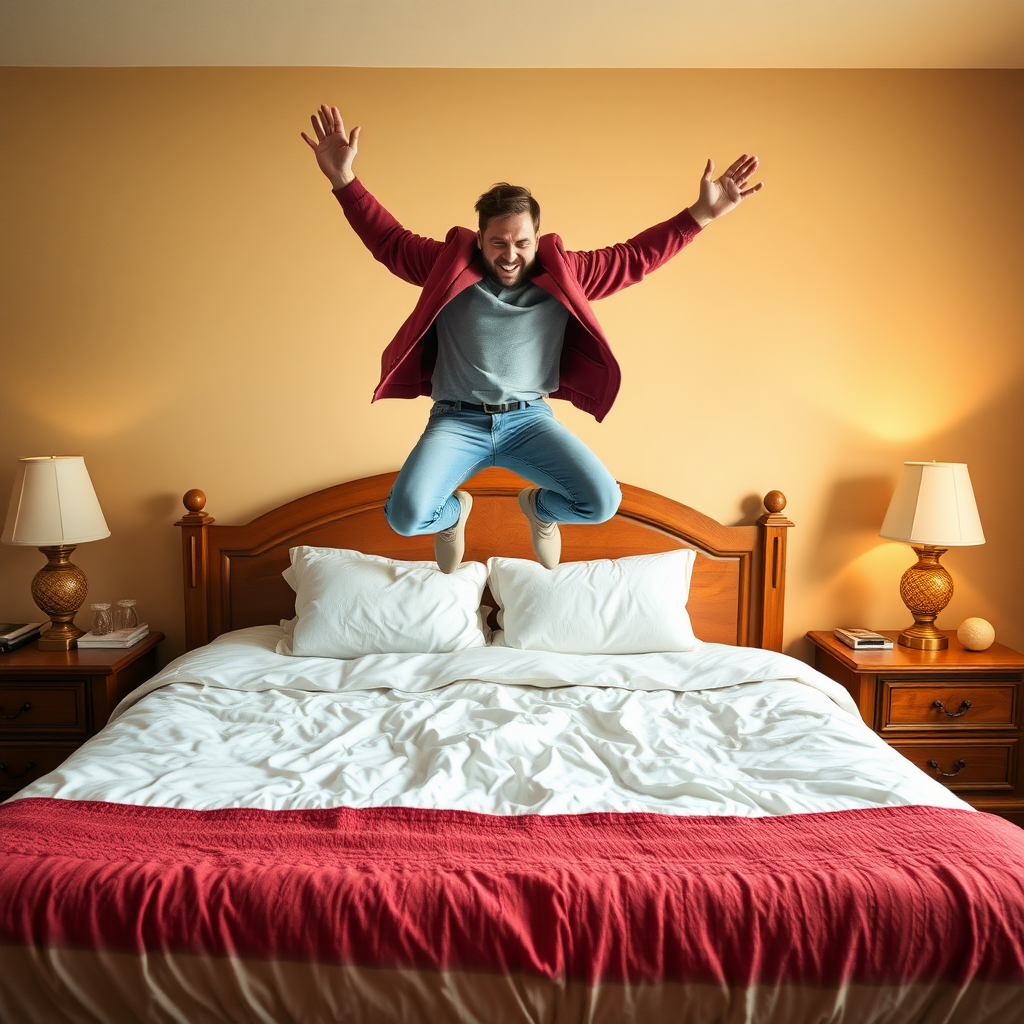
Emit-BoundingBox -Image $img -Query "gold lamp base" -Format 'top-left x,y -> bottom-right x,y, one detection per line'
31,545 -> 89,651
897,545 -> 952,651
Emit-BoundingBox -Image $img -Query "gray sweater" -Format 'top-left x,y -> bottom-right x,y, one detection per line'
431,277 -> 569,404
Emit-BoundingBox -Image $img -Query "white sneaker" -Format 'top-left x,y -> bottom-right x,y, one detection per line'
434,490 -> 473,574
518,488 -> 561,569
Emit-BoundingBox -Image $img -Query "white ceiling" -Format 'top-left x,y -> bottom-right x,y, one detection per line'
2,0 -> 1022,68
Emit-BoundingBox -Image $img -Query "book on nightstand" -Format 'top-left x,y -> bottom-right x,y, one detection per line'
834,628 -> 894,650
0,622 -> 43,653
76,624 -> 150,649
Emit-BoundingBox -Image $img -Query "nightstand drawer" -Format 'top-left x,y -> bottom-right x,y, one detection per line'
880,678 -> 1017,732
0,682 -> 89,736
890,739 -> 1016,790
0,741 -> 82,794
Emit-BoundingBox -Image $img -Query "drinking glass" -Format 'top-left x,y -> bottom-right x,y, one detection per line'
90,603 -> 113,635
115,599 -> 138,631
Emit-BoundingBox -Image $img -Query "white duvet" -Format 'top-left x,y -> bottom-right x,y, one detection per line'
14,626 -> 969,817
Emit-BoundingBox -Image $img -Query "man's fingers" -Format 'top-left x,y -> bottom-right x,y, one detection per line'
738,156 -> 759,180
725,159 -> 760,190
300,131 -> 319,151
702,158 -> 714,181
316,105 -> 334,141
330,105 -> 346,138
723,154 -> 750,177
350,125 -> 361,151
309,113 -> 326,142
320,104 -> 351,143
734,160 -> 756,181
731,155 -> 760,183
740,182 -> 764,198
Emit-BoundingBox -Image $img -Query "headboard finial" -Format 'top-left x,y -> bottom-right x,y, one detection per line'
176,489 -> 214,530
183,489 -> 207,515
757,490 -> 794,529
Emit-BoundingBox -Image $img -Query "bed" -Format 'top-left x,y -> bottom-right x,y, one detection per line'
1,467 -> 1022,1024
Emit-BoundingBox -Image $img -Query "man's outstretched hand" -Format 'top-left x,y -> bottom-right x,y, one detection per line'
688,155 -> 762,228
301,104 -> 360,190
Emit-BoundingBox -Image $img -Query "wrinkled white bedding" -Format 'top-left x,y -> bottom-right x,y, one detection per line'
14,626 -> 970,817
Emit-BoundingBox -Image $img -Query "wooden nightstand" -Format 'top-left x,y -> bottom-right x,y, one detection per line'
0,632 -> 164,797
807,630 -> 1024,825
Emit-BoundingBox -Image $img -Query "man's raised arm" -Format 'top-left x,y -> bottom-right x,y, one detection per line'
568,154 -> 764,301
302,104 -> 444,287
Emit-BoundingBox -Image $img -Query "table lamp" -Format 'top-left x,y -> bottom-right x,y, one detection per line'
2,456 -> 110,651
879,461 -> 985,650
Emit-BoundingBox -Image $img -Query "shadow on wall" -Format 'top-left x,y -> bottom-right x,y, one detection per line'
784,476 -> 895,661
731,493 -> 764,527
146,492 -> 185,525
811,475 -> 896,585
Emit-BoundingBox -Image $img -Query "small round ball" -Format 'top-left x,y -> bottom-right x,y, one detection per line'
763,490 -> 787,514
957,617 -> 995,651
182,488 -> 207,513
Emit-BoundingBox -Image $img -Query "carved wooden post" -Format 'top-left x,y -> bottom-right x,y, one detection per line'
175,489 -> 214,651
757,490 -> 794,652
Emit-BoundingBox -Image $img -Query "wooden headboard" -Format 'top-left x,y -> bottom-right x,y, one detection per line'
175,468 -> 793,652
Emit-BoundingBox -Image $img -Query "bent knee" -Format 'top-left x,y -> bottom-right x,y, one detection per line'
573,481 -> 621,524
590,483 -> 622,524
384,496 -> 429,537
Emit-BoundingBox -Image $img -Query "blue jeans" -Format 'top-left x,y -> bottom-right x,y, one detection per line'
385,400 -> 622,534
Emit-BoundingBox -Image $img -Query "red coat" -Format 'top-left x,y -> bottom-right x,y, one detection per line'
334,178 -> 702,422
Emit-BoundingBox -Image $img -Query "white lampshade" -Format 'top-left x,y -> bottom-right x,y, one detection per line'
880,461 -> 985,547
2,456 -> 110,546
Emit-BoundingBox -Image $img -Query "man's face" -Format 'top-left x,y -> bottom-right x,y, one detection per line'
477,211 -> 538,288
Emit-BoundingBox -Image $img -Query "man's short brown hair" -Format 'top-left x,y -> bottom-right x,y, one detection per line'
475,183 -> 540,234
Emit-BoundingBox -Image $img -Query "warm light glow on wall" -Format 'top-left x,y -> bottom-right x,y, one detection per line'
800,370 -> 1005,443
815,541 -> 917,627
781,320 -> 1022,444
5,385 -> 171,441
851,541 -> 920,580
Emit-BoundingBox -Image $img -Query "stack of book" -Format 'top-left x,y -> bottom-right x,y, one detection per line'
834,628 -> 894,651
0,622 -> 43,653
76,624 -> 150,649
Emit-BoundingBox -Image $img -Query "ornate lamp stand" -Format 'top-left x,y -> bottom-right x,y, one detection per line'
32,545 -> 90,651
897,545 -> 953,650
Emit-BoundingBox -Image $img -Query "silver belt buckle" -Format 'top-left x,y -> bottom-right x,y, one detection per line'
481,402 -> 505,414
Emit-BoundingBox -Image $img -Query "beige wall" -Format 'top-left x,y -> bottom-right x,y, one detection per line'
1,68 -> 1022,663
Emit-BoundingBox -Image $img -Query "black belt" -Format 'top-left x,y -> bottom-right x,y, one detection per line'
435,400 -> 534,414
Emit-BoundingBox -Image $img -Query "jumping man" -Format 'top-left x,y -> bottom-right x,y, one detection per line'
302,105 -> 762,572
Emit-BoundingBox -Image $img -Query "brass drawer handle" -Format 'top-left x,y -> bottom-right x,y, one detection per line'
933,699 -> 971,718
0,761 -> 37,780
0,702 -> 32,720
927,758 -> 966,778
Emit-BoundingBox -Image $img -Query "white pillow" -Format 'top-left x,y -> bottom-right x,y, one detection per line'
487,549 -> 698,655
278,547 -> 488,659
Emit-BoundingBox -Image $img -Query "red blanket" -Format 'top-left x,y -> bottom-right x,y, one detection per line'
1,799 -> 1023,989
